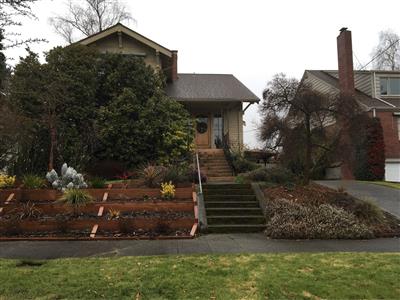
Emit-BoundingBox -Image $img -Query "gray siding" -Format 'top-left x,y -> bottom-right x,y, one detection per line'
305,72 -> 338,95
326,71 -> 372,96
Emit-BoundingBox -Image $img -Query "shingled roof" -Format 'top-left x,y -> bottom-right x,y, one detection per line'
166,74 -> 260,102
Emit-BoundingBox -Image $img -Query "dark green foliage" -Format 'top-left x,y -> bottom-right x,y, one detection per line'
265,198 -> 374,239
162,164 -> 191,185
86,160 -> 127,179
89,177 -> 106,189
22,174 -> 46,189
244,167 -> 296,184
353,117 -> 385,180
6,47 -> 193,175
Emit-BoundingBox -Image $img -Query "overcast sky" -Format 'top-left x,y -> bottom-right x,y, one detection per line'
6,0 -> 400,148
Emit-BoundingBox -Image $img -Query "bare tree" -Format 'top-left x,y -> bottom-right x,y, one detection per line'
371,29 -> 400,71
259,73 -> 356,184
49,0 -> 134,43
0,0 -> 46,48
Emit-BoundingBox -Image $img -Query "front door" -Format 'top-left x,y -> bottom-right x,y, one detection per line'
195,115 -> 210,148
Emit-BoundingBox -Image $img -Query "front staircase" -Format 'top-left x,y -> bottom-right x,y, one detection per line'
203,184 -> 266,233
198,149 -> 234,182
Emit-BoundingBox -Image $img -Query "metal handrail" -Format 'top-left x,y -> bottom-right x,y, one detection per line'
195,151 -> 203,194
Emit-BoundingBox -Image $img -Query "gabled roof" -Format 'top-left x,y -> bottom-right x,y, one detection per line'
305,70 -> 399,109
75,23 -> 173,57
165,74 -> 260,103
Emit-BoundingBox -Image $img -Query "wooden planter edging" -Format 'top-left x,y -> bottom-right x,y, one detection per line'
0,201 -> 195,215
0,187 -> 193,203
0,185 -> 198,240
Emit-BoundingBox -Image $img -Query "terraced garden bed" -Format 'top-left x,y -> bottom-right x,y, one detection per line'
0,186 -> 198,240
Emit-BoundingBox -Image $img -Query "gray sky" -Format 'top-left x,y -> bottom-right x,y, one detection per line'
6,0 -> 400,148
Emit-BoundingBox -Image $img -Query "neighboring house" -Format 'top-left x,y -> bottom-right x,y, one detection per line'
76,23 -> 259,150
300,29 -> 400,182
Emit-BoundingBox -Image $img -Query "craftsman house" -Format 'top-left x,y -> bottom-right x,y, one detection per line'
76,23 -> 259,150
299,29 -> 400,182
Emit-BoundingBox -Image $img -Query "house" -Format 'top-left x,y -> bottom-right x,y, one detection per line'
300,29 -> 400,182
76,23 -> 259,150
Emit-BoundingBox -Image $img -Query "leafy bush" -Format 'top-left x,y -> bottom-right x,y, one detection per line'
89,177 -> 106,189
191,168 -> 207,184
140,164 -> 165,188
58,189 -> 93,214
244,167 -> 296,184
352,199 -> 384,223
162,164 -> 190,185
16,202 -> 42,220
160,181 -> 175,200
22,174 -> 46,189
354,117 -> 385,180
228,150 -> 259,174
46,163 -> 88,191
265,198 -> 373,239
86,160 -> 127,179
0,174 -> 15,189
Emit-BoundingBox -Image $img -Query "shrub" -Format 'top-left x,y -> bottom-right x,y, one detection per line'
140,164 -> 165,188
160,181 -> 175,200
0,174 -> 15,189
17,202 -> 42,220
352,198 -> 384,223
232,157 -> 259,174
354,117 -> 385,180
22,174 -> 46,189
265,198 -> 373,239
162,164 -> 190,185
244,167 -> 296,184
46,163 -> 88,191
86,160 -> 127,179
191,168 -> 207,184
58,189 -> 93,215
89,177 -> 106,189
108,209 -> 120,220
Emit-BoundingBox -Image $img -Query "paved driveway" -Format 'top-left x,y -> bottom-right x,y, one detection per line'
316,180 -> 400,218
0,234 -> 399,259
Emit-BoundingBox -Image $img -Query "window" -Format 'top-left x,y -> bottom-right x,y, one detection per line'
213,114 -> 223,148
380,77 -> 400,96
397,117 -> 400,140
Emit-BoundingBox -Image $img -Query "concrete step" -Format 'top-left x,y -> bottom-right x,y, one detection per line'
206,207 -> 262,216
204,184 -> 251,189
205,201 -> 260,208
207,215 -> 265,225
204,195 -> 257,202
207,224 -> 266,233
204,189 -> 254,195
206,173 -> 233,178
207,176 -> 236,183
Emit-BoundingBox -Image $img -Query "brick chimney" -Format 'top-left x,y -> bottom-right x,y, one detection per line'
171,50 -> 178,81
337,28 -> 355,97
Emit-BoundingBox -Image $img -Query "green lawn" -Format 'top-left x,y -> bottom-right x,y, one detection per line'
361,181 -> 400,190
0,253 -> 399,299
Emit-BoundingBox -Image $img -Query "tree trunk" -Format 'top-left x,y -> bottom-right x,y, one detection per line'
304,115 -> 312,185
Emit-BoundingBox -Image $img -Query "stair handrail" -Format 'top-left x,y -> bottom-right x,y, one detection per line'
195,151 -> 203,195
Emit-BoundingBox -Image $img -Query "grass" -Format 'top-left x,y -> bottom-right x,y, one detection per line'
0,253 -> 399,299
360,180 -> 400,190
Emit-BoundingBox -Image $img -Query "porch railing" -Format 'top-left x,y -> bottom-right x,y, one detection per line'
195,151 -> 203,195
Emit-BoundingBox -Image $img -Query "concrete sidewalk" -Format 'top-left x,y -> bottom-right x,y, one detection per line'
316,180 -> 400,218
0,234 -> 399,259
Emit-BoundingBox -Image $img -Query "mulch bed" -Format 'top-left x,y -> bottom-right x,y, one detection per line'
264,183 -> 400,238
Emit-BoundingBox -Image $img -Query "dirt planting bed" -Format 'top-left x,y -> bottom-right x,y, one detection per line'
263,183 -> 400,238
0,186 -> 198,240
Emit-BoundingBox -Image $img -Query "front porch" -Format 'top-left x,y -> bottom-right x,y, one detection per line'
182,101 -> 244,150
